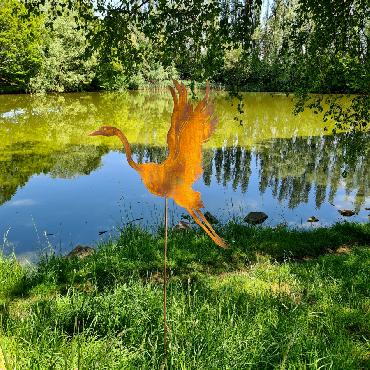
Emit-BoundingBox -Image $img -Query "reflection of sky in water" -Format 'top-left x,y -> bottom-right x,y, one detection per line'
1,150 -> 368,259
0,107 -> 60,120
0,108 -> 25,120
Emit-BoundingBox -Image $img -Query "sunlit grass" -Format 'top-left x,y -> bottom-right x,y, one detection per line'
0,222 -> 369,369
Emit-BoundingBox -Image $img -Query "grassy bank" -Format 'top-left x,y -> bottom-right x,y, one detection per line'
0,222 -> 369,369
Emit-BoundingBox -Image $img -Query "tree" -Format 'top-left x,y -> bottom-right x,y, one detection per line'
290,0 -> 370,131
3,0 -> 369,130
0,0 -> 43,91
92,0 -> 369,131
29,0 -> 97,93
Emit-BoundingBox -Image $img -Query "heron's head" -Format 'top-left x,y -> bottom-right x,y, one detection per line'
89,126 -> 118,137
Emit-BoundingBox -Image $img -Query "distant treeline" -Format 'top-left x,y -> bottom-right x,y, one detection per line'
0,0 -> 368,95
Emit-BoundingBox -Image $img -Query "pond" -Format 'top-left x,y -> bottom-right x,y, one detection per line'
0,91 -> 369,258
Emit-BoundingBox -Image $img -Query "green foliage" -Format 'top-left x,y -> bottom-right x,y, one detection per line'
93,0 -> 264,85
293,0 -> 368,92
295,93 -> 370,132
95,35 -> 179,90
1,0 -> 368,129
0,250 -> 26,300
29,1 -> 97,93
91,0 -> 370,130
290,0 -> 370,131
0,0 -> 43,91
95,58 -> 128,91
21,222 -> 370,292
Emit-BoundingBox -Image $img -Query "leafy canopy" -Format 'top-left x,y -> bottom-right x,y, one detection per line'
0,0 -> 43,90
6,0 -> 370,130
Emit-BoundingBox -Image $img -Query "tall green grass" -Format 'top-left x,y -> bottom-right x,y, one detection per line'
0,222 -> 369,369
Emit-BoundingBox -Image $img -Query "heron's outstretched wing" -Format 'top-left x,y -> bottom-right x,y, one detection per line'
166,81 -> 217,183
167,81 -> 216,159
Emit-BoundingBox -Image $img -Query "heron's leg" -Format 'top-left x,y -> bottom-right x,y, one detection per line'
187,208 -> 212,236
195,209 -> 228,248
187,209 -> 228,249
195,209 -> 218,237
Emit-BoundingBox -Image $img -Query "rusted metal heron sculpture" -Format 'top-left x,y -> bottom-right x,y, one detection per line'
90,80 -> 227,363
90,80 -> 228,248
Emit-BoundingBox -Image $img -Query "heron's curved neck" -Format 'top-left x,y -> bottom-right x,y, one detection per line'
115,130 -> 140,171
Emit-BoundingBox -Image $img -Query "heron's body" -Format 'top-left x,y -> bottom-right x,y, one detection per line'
90,81 -> 227,248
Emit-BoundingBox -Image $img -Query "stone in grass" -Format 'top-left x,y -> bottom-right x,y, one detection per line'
307,216 -> 319,223
338,209 -> 357,217
173,220 -> 192,231
180,214 -> 193,222
244,212 -> 268,225
204,211 -> 219,224
66,245 -> 95,259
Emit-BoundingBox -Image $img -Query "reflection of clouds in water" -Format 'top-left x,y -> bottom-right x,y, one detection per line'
227,198 -> 259,210
9,199 -> 37,207
14,250 -> 39,266
0,107 -> 60,122
0,108 -> 25,120
333,194 -> 370,209
333,194 -> 357,207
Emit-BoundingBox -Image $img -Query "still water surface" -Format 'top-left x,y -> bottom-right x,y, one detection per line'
0,91 -> 369,257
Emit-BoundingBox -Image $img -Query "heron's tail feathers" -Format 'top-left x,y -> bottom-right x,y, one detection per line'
187,208 -> 229,249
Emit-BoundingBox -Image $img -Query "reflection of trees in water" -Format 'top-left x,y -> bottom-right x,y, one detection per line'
256,133 -> 369,210
49,145 -> 109,178
134,144 -> 168,164
134,133 -> 369,210
0,133 -> 368,210
201,146 -> 252,192
131,144 -> 253,191
202,150 -> 213,186
0,142 -> 109,205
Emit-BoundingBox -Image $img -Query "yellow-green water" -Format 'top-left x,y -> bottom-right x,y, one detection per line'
0,91 -> 369,257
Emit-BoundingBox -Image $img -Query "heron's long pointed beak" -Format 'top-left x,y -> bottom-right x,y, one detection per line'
89,129 -> 102,136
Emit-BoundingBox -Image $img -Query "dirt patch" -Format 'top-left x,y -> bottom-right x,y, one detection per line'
335,245 -> 351,254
